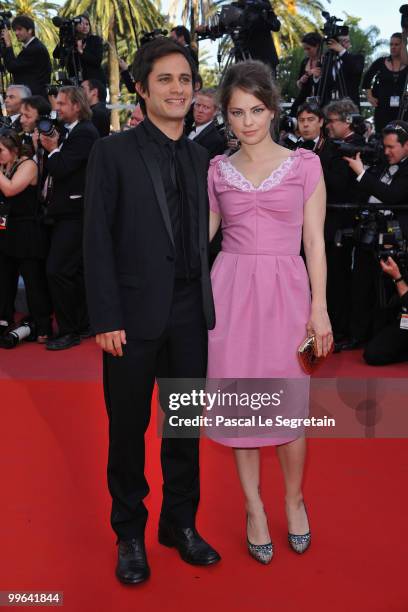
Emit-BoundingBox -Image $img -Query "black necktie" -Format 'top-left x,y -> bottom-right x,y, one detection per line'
167,141 -> 191,279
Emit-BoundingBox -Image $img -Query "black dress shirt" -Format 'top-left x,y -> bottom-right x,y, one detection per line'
142,117 -> 200,279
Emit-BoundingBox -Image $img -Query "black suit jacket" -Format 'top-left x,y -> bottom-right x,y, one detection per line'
356,158 -> 408,236
91,102 -> 110,137
84,125 -> 216,340
322,51 -> 364,109
3,38 -> 51,98
46,120 -> 99,219
190,122 -> 226,158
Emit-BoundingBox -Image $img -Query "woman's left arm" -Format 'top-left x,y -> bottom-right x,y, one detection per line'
0,160 -> 37,197
302,175 -> 333,356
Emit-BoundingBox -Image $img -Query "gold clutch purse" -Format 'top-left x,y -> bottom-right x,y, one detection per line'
297,335 -> 333,374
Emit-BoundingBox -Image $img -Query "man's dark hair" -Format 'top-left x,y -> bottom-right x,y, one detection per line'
301,32 -> 323,48
21,95 -> 51,116
12,15 -> 35,34
86,79 -> 106,102
132,38 -> 196,114
391,32 -> 403,40
382,120 -> 408,145
171,25 -> 191,45
297,102 -> 324,120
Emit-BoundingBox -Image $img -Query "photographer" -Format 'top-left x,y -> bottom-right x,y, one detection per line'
322,33 -> 364,109
40,86 -> 99,351
197,0 -> 280,74
362,33 -> 408,133
53,14 -> 106,85
323,98 -> 365,342
340,120 -> 408,349
0,129 -> 52,343
4,84 -> 31,132
290,32 -> 323,116
170,26 -> 199,70
81,79 -> 110,137
20,95 -> 52,136
363,256 -> 408,365
1,15 -> 51,99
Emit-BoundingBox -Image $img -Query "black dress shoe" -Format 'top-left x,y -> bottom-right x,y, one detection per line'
116,538 -> 150,585
46,333 -> 81,351
158,520 -> 221,566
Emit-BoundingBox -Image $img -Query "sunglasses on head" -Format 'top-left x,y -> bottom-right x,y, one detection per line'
385,122 -> 408,136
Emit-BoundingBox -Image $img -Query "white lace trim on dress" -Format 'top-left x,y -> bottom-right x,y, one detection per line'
217,155 -> 295,192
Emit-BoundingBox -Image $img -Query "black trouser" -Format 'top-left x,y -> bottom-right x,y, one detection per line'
326,239 -> 354,339
46,219 -> 88,335
0,248 -> 18,323
103,279 -> 207,540
0,254 -> 52,335
350,247 -> 384,343
363,319 -> 408,365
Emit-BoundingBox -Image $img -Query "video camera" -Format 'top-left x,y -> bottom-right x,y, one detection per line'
52,16 -> 82,50
140,29 -> 168,46
331,140 -> 384,166
321,11 -> 349,42
197,0 -> 273,41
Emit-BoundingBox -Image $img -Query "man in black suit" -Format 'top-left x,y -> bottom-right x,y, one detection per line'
170,26 -> 199,70
321,34 -> 364,109
341,119 -> 408,348
84,38 -> 220,585
1,15 -> 51,99
321,98 -> 366,343
39,86 -> 99,351
188,89 -> 226,157
4,84 -> 31,132
81,78 -> 110,137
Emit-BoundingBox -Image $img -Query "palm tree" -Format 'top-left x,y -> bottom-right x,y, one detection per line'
0,0 -> 59,51
61,0 -> 164,129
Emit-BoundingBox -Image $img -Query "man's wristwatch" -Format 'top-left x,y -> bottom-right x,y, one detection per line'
393,276 -> 404,284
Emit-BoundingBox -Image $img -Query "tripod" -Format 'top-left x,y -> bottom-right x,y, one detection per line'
218,30 -> 252,84
316,45 -> 348,107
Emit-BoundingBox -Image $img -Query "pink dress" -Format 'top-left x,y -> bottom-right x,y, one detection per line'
206,148 -> 323,447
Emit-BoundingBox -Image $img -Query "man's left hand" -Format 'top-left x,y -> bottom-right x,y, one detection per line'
327,39 -> 344,54
39,131 -> 60,153
343,152 -> 364,175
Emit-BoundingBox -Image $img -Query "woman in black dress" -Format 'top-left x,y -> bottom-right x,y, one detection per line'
362,33 -> 408,133
290,32 -> 323,116
0,130 -> 52,342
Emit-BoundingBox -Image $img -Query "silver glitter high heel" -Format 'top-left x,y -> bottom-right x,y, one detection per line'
287,502 -> 311,554
246,515 -> 273,564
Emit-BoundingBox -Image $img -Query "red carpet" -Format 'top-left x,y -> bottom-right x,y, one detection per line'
1,340 -> 407,611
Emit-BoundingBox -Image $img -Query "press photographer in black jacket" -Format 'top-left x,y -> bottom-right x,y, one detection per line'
40,86 -> 99,351
53,14 -> 106,84
322,99 -> 365,342
1,15 -> 51,99
363,256 -> 408,365
340,120 -> 408,349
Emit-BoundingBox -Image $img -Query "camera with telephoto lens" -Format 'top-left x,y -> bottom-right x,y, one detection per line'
321,11 -> 349,42
332,140 -> 384,166
36,113 -> 59,137
140,29 -> 168,46
400,5 -> 408,29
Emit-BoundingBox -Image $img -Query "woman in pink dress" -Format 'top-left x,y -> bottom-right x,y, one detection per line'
207,61 -> 333,564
